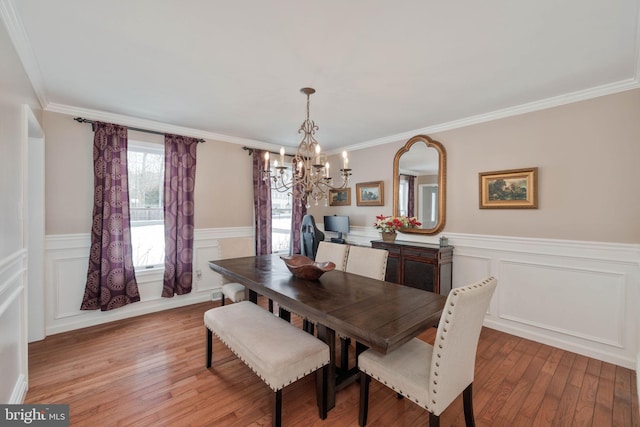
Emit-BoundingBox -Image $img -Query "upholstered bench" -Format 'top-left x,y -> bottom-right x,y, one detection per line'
204,301 -> 330,426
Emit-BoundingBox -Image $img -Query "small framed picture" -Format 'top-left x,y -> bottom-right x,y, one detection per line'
356,181 -> 384,206
329,188 -> 351,206
479,167 -> 538,209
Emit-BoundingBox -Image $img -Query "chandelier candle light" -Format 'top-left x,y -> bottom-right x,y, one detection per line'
263,88 -> 351,207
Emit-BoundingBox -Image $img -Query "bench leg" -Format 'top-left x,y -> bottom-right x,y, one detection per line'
316,365 -> 328,419
273,389 -> 282,427
206,328 -> 212,368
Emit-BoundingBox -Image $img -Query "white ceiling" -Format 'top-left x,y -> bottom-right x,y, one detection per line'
5,0 -> 640,152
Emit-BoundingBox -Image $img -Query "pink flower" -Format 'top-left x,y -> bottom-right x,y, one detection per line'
373,215 -> 421,232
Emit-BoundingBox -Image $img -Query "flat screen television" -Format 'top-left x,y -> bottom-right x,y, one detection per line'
323,215 -> 350,244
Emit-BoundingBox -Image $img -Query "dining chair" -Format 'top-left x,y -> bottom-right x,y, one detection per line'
340,245 -> 389,369
221,281 -> 274,313
315,241 -> 350,271
345,246 -> 388,280
220,281 -> 245,306
357,276 -> 498,427
297,241 -> 351,334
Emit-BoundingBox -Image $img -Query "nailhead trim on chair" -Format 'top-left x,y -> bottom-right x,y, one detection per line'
430,276 -> 495,407
208,328 -> 327,392
360,276 -> 496,412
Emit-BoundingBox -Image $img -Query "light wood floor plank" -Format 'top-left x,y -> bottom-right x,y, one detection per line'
25,300 -> 639,426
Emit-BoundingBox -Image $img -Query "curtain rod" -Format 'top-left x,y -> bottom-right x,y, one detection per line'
242,146 -> 294,157
74,117 -> 206,143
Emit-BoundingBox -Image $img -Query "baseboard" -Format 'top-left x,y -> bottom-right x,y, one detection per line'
9,374 -> 27,403
637,352 -> 639,409
46,292 -> 212,336
484,319 -> 636,369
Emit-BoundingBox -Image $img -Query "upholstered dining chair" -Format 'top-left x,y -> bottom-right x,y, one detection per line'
339,245 -> 389,369
221,281 -> 273,313
220,281 -> 246,306
297,241 -> 351,334
315,241 -> 350,271
357,276 -> 498,427
345,246 -> 388,280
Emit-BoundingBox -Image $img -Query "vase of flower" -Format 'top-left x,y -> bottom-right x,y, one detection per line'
381,231 -> 397,242
373,214 -> 422,241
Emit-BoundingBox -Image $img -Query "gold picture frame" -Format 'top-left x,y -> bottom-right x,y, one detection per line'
329,188 -> 351,206
479,167 -> 538,209
356,181 -> 384,206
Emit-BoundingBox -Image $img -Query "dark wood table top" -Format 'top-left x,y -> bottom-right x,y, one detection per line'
208,254 -> 446,354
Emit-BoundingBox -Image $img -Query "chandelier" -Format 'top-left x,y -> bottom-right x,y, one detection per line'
263,87 -> 351,207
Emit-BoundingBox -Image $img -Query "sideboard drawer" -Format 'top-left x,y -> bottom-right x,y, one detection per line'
403,247 -> 438,260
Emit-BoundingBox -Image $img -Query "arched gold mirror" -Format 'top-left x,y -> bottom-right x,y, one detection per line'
393,135 -> 446,234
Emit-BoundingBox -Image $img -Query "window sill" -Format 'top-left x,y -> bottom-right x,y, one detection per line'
135,266 -> 164,279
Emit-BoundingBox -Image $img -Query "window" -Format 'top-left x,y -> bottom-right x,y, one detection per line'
398,179 -> 408,216
270,161 -> 292,254
127,141 -> 165,269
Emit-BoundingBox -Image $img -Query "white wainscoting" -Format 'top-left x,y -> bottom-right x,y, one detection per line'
342,227 -> 640,369
0,250 -> 28,404
44,227 -> 253,335
44,227 -> 640,369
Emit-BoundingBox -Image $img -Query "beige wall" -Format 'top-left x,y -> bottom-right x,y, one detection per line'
310,89 -> 640,244
43,111 -> 255,235
43,89 -> 640,243
417,174 -> 437,185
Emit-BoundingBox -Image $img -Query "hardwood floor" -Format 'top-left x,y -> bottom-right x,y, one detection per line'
26,300 -> 639,426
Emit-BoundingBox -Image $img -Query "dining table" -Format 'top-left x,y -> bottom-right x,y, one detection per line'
208,253 -> 447,410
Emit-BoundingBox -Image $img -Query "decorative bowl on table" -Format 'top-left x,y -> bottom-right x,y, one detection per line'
280,255 -> 336,280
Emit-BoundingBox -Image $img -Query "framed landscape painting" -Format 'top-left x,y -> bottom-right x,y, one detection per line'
479,167 -> 538,209
329,188 -> 351,206
356,181 -> 384,206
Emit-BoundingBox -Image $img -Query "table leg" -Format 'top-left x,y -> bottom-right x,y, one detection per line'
316,324 -> 336,410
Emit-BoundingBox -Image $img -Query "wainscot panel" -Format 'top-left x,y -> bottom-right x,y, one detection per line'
44,227 -> 253,335
0,250 -> 28,404
341,227 -> 640,369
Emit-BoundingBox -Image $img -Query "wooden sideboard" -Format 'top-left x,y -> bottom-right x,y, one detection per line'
371,240 -> 453,295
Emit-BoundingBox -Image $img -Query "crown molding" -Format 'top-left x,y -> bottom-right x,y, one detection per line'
47,78 -> 640,158
337,78 -> 640,154
6,0 -> 636,155
45,102 -> 283,151
0,0 -> 48,107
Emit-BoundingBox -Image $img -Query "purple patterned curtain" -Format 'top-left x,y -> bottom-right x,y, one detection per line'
253,150 -> 272,256
407,175 -> 416,217
289,184 -> 307,254
162,134 -> 199,297
81,122 -> 140,311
